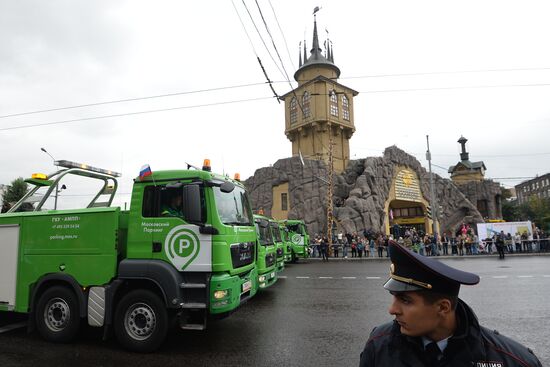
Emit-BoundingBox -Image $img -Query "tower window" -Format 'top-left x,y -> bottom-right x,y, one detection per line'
342,95 -> 349,121
302,92 -> 311,118
281,193 -> 288,211
290,97 -> 297,124
330,92 -> 338,117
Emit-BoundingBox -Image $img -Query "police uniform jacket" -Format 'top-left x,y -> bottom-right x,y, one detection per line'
359,299 -> 542,367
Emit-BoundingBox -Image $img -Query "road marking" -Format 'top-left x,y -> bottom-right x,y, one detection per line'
492,276 -> 508,279
0,321 -> 27,334
366,276 -> 381,279
296,276 -> 310,279
278,275 -> 287,279
319,276 -> 333,279
342,277 -> 356,279
518,275 -> 533,278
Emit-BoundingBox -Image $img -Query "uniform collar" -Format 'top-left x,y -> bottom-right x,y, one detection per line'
422,336 -> 450,353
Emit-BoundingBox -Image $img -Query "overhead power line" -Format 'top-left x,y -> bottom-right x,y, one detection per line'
338,66 -> 550,81
359,82 -> 550,94
231,0 -> 280,101
0,96 -> 273,132
0,81 -> 268,120
267,0 -> 295,70
4,66 -> 550,120
240,0 -> 285,80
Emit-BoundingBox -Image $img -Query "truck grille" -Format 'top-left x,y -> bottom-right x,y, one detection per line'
230,242 -> 255,269
265,253 -> 275,267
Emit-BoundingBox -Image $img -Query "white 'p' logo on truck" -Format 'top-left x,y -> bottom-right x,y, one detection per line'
165,225 -> 200,270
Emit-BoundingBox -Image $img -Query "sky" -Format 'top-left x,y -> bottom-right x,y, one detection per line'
1,0 -> 550,208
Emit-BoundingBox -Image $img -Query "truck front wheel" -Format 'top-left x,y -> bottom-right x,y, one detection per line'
35,285 -> 80,343
114,289 -> 168,352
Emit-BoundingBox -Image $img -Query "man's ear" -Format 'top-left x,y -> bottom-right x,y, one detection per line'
437,299 -> 452,315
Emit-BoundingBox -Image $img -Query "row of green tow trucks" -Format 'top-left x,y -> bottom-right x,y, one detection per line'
0,159 -> 309,352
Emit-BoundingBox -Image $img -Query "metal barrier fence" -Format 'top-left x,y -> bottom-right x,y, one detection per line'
307,238 -> 550,258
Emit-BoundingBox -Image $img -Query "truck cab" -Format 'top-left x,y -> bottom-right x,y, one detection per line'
253,214 -> 277,290
284,219 -> 310,261
278,222 -> 293,263
269,219 -> 285,273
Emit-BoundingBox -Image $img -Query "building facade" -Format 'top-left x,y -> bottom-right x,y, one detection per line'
516,173 -> 550,205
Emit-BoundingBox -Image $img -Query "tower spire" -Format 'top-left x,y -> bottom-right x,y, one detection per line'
311,15 -> 322,56
299,42 -> 303,67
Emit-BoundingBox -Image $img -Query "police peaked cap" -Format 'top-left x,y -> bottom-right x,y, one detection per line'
383,241 -> 480,296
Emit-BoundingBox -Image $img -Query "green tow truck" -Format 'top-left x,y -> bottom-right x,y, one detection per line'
269,219 -> 285,273
283,219 -> 310,261
278,222 -> 293,263
253,214 -> 277,290
0,159 -> 257,352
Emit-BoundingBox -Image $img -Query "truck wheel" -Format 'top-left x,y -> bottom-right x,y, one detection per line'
35,285 -> 80,343
114,289 -> 168,353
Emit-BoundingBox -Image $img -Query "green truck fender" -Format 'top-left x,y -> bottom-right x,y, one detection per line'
28,273 -> 89,331
117,259 -> 190,309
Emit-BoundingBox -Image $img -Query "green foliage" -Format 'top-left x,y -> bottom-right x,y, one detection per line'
505,196 -> 550,230
1,177 -> 28,212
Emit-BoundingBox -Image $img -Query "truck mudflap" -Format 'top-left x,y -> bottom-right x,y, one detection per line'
209,267 -> 258,315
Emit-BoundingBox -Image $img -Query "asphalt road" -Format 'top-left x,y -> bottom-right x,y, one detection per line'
0,255 -> 549,367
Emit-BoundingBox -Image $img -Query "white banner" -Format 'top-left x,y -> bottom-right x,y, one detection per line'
476,221 -> 533,240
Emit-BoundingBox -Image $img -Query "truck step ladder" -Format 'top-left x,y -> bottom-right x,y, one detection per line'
181,302 -> 206,309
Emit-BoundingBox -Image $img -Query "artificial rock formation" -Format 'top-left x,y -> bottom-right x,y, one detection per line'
245,146 -> 485,235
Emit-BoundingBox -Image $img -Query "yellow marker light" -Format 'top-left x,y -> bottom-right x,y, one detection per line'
202,158 -> 211,172
213,290 -> 228,299
32,173 -> 48,180
234,173 -> 241,181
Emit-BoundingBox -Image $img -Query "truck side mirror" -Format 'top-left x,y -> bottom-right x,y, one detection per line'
220,181 -> 235,193
183,184 -> 202,224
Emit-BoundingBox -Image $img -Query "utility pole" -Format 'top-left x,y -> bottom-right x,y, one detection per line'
326,125 -> 334,256
426,136 -> 439,240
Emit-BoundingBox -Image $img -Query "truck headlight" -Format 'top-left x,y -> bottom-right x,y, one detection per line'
214,290 -> 229,299
259,275 -> 266,282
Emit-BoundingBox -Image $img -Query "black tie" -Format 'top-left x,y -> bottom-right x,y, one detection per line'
425,342 -> 441,366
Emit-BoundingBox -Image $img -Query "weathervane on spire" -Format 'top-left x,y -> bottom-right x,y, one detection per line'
313,6 -> 321,16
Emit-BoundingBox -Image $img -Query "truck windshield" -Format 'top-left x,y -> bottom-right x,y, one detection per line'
287,224 -> 302,234
213,185 -> 253,226
270,223 -> 282,242
255,222 -> 274,245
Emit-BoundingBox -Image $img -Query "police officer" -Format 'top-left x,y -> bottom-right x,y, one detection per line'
359,241 -> 542,367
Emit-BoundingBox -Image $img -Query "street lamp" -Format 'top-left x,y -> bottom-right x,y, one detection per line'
40,147 -> 56,166
40,147 -> 63,209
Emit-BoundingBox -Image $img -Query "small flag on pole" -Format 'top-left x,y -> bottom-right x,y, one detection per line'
139,164 -> 152,180
299,150 -> 305,166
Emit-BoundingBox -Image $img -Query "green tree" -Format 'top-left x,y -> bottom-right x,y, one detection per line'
1,177 -> 28,212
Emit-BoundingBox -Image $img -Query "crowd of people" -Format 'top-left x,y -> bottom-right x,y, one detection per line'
310,224 -> 550,259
